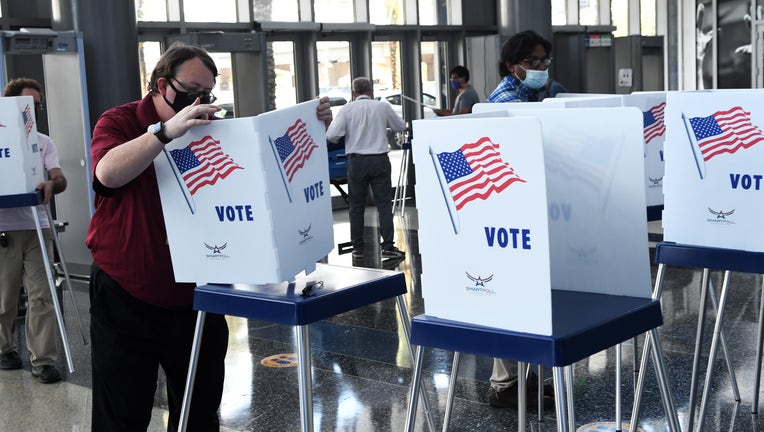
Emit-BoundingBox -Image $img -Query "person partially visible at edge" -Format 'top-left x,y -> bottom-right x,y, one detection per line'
0,77 -> 67,384
486,29 -> 567,103
86,41 -> 333,431
431,65 -> 481,116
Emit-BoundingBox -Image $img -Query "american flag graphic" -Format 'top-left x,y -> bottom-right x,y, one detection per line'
22,105 -> 33,137
168,135 -> 243,195
273,119 -> 318,182
643,102 -> 665,143
688,106 -> 764,161
435,137 -> 525,211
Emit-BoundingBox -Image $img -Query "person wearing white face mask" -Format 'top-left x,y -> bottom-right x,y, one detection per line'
487,29 -> 567,104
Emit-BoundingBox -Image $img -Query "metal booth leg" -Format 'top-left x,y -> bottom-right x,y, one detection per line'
615,343 -> 622,431
43,205 -> 88,346
404,345 -> 425,432
752,277 -> 764,413
441,351 -> 461,431
31,207 -> 74,373
518,361 -> 527,431
296,324 -> 314,432
179,310 -> 206,432
396,295 -> 437,432
697,271 -> 733,431
553,366 -> 569,432
648,328 -> 681,432
565,365 -> 575,431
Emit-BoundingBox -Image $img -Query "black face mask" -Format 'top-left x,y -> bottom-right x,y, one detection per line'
163,78 -> 215,113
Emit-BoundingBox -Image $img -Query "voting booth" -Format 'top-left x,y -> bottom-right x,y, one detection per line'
411,106 -> 652,334
0,96 -> 44,196
622,92 -> 666,215
155,100 -> 333,284
475,93 -> 667,220
663,90 -> 764,252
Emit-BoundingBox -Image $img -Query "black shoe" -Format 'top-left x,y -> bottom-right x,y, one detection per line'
32,365 -> 62,383
381,246 -> 405,259
0,351 -> 22,370
488,379 -> 555,411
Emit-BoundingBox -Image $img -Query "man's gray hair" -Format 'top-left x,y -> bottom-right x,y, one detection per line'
352,77 -> 372,94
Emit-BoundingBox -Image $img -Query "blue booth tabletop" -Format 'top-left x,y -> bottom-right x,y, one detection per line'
0,191 -> 43,209
193,263 -> 407,325
656,241 -> 764,274
410,289 -> 662,367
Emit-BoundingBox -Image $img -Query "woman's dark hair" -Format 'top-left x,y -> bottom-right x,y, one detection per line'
147,42 -> 218,94
498,30 -> 552,77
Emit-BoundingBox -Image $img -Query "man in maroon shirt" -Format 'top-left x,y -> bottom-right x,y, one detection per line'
87,42 -> 333,431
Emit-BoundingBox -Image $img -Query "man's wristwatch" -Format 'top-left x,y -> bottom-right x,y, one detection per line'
148,121 -> 172,144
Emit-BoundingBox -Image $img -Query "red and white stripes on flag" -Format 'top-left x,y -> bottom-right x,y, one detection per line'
168,135 -> 243,195
435,137 -> 525,211
687,106 -> 764,162
643,101 -> 665,143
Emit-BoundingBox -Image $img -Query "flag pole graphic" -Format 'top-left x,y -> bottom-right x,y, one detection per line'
429,146 -> 460,235
163,148 -> 196,214
268,135 -> 294,203
681,112 -> 707,179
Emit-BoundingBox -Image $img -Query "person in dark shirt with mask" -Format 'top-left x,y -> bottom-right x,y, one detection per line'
487,30 -> 566,103
432,65 -> 480,116
86,42 -> 333,431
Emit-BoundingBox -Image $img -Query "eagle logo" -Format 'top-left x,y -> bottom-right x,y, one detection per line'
466,272 -> 493,287
298,224 -> 312,238
204,243 -> 227,254
708,208 -> 735,219
648,176 -> 663,185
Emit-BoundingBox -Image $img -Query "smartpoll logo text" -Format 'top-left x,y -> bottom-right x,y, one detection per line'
204,242 -> 231,259
706,207 -> 736,225
464,272 -> 496,295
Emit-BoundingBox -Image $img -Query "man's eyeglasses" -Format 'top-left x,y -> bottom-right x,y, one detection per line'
521,57 -> 553,69
168,78 -> 217,104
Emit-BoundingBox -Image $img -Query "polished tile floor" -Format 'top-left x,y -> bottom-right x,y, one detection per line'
4,202 -> 764,431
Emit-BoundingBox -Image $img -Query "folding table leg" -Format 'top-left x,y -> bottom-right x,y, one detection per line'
552,367 -> 568,432
31,209 -> 74,373
697,271 -> 733,431
296,324 -> 314,432
441,352 -> 461,431
405,345 -> 425,432
752,278 -> 764,414
179,311 -> 206,432
396,295 -> 437,432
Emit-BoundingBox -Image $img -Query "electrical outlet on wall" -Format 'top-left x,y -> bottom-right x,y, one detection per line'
618,68 -> 633,87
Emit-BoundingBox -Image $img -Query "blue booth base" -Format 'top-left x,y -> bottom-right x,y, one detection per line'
410,289 -> 662,367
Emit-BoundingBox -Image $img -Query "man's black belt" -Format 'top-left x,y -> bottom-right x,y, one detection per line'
348,153 -> 386,157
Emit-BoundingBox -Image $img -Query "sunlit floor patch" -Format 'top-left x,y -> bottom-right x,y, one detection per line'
260,353 -> 298,367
